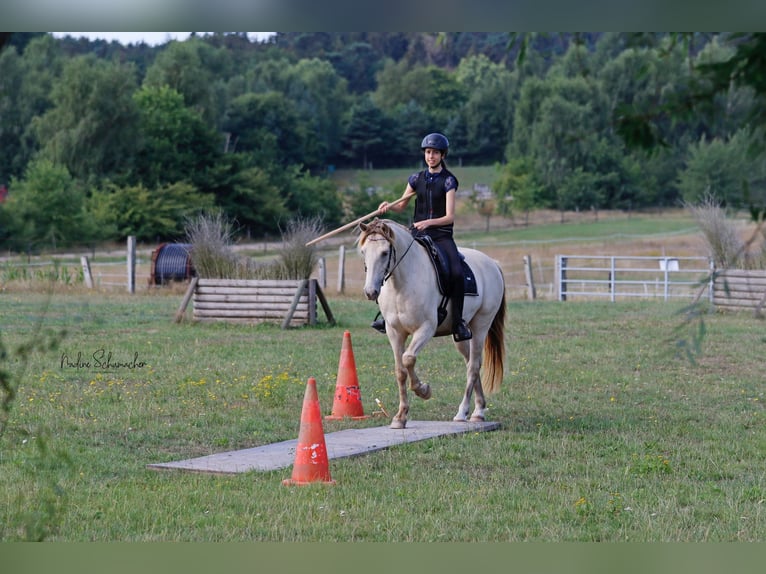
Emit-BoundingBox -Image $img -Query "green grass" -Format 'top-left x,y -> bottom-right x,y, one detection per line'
331,165 -> 500,194
1,289 -> 764,541
460,214 -> 699,244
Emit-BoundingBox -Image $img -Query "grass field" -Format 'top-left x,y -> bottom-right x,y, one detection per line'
331,165 -> 501,195
1,285 -> 764,541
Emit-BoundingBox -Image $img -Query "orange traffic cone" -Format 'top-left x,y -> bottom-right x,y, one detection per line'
325,330 -> 368,420
283,377 -> 335,486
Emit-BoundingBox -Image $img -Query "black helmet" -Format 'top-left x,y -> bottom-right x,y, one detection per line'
420,133 -> 449,155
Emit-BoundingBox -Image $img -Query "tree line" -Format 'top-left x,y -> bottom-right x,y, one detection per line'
0,32 -> 764,252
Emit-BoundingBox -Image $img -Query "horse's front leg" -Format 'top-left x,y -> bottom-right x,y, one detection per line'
390,326 -> 433,429
403,327 -> 434,401
387,330 -> 410,429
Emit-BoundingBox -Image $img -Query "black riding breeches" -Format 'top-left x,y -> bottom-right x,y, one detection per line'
431,235 -> 465,325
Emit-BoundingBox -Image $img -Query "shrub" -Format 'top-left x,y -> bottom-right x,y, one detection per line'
185,213 -> 322,280
686,195 -> 745,269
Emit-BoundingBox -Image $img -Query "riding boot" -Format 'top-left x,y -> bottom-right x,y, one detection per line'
451,292 -> 472,342
370,311 -> 386,334
453,319 -> 472,342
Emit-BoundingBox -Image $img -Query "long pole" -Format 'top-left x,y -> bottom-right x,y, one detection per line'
305,194 -> 412,246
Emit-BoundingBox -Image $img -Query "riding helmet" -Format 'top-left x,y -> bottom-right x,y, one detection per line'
420,133 -> 449,155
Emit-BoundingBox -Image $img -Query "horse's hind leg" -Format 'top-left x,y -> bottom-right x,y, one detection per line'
453,339 -> 486,422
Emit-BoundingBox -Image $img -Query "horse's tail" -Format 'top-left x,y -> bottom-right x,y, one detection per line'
481,281 -> 506,395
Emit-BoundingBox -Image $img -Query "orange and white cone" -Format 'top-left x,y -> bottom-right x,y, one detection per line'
283,377 -> 335,486
325,330 -> 368,420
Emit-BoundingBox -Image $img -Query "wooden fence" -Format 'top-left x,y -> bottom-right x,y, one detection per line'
713,269 -> 766,312
175,278 -> 335,328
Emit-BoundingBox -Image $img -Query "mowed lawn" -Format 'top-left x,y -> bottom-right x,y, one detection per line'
1,287 -> 763,542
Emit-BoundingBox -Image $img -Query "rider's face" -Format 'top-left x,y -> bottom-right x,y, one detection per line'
424,148 -> 443,169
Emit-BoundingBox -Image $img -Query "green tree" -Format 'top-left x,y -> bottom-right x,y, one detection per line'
614,33 -> 766,154
492,157 -> 544,225
341,96 -> 392,169
279,166 -> 343,229
33,54 -> 140,181
88,181 -> 214,241
0,35 -> 62,183
216,165 -> 288,237
678,129 -> 766,208
3,159 -> 92,251
279,58 -> 350,169
453,54 -> 517,163
326,42 -> 381,94
142,38 -> 223,125
132,85 -> 223,189
373,62 -> 466,130
222,91 -> 306,168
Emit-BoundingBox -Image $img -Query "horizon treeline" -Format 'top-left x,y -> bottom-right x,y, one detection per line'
1,32 -> 764,251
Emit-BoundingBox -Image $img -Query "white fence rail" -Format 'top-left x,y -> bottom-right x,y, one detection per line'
555,255 -> 714,302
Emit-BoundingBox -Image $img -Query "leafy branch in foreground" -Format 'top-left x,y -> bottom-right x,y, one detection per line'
0,298 -> 70,541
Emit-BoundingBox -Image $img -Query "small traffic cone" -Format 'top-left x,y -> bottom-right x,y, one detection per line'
325,330 -> 368,420
283,377 -> 335,486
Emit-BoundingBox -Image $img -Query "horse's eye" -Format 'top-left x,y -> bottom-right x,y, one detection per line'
381,250 -> 389,259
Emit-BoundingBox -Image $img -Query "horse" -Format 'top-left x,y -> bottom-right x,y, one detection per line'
357,219 -> 506,429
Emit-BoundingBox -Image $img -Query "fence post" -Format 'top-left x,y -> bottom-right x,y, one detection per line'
523,254 -> 536,300
318,256 -> 326,289
80,256 -> 94,289
557,256 -> 568,301
127,235 -> 136,293
610,256 -> 616,302
337,245 -> 346,294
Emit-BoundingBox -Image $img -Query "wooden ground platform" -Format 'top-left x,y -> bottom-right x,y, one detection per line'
147,420 -> 501,475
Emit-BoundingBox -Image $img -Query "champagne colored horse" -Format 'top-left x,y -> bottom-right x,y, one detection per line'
358,219 -> 506,429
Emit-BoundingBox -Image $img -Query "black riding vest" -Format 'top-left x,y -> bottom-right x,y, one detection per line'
411,168 -> 459,237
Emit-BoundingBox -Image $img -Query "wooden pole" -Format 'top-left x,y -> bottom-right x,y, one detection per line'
523,255 -> 536,300
281,279 -> 308,329
127,236 -> 136,294
80,256 -> 94,289
337,245 -> 346,294
174,277 -> 198,323
305,194 -> 413,246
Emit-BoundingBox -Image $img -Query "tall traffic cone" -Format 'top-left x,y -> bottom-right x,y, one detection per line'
283,377 -> 335,486
325,330 -> 368,420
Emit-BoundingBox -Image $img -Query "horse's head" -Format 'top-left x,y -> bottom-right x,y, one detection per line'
358,219 -> 396,301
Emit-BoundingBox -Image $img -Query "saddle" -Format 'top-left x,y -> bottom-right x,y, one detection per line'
413,233 -> 478,326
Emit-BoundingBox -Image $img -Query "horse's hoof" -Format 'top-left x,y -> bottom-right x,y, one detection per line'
469,415 -> 485,422
453,414 -> 468,422
415,384 -> 431,400
390,419 -> 406,429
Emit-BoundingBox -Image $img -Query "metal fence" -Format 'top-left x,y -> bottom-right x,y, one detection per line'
555,255 -> 714,302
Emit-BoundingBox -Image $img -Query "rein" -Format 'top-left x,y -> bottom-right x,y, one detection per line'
383,234 -> 416,283
364,226 -> 417,284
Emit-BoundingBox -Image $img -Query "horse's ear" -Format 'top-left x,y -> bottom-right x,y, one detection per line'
359,222 -> 369,232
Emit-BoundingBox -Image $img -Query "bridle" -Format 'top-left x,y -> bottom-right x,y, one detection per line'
363,226 -> 417,284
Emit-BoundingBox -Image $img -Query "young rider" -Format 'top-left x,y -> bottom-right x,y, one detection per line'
374,132 -> 472,342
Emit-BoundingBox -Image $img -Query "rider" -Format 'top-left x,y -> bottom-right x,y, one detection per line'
373,132 -> 472,342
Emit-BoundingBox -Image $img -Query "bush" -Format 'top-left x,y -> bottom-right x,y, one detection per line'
687,195 -> 744,268
185,213 -> 322,280
687,194 -> 766,269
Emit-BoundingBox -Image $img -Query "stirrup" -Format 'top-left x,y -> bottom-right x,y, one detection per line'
371,312 -> 386,334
